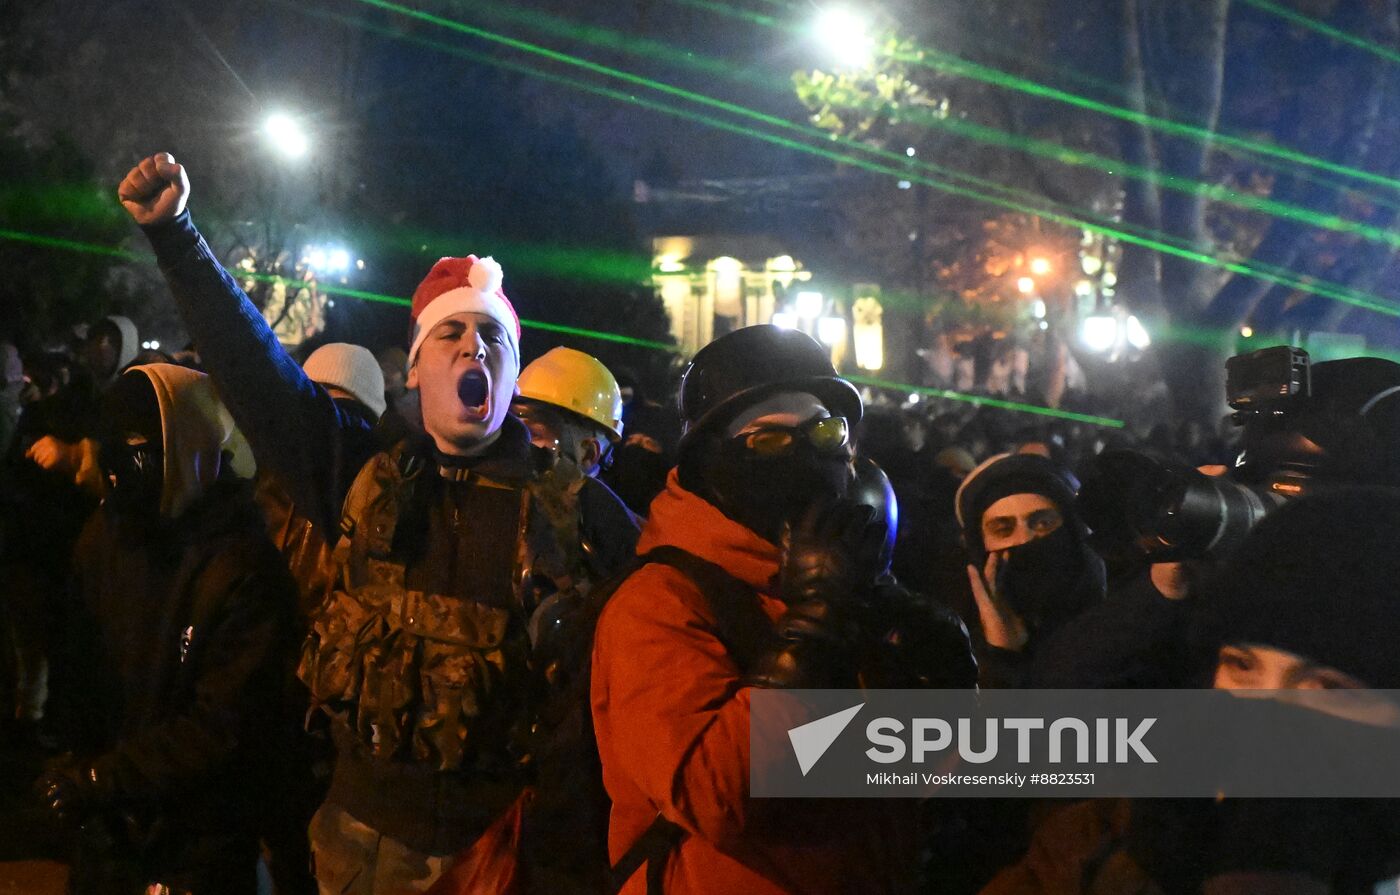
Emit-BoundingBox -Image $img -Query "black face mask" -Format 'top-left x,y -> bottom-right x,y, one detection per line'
101,436 -> 164,521
999,527 -> 1100,636
701,436 -> 852,545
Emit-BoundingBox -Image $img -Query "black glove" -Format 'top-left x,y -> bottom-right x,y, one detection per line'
745,500 -> 887,689
864,584 -> 978,689
34,759 -> 107,823
777,498 -> 887,608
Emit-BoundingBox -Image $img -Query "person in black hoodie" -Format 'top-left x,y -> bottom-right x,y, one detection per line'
36,364 -> 298,895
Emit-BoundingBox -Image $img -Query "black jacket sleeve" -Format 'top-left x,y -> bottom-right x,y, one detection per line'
141,211 -> 374,535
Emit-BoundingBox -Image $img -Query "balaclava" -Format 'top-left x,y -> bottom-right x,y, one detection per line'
956,452 -> 1105,636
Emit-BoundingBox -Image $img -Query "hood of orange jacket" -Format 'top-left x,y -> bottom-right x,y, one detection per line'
637,468 -> 781,597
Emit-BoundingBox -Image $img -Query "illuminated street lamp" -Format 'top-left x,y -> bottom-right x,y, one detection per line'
814,7 -> 876,68
264,112 -> 310,159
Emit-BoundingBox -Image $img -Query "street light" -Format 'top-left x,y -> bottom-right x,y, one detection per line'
814,7 -> 876,68
264,112 -> 310,159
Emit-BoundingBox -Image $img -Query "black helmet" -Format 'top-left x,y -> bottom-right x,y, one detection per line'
678,325 -> 862,448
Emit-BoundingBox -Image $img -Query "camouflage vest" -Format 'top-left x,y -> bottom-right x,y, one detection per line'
297,441 -> 583,773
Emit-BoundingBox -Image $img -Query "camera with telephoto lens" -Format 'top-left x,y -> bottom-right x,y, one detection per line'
1081,345 -> 1400,562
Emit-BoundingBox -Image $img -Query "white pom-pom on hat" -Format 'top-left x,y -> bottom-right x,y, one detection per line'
467,256 -> 504,293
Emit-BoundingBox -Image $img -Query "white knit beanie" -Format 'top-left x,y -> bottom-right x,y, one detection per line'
303,343 -> 387,418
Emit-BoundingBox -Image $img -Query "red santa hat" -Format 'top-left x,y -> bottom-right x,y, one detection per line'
408,255 -> 521,370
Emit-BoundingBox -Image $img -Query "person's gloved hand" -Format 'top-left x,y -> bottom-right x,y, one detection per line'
746,500 -> 886,689
866,584 -> 978,689
33,759 -> 107,823
778,498 -> 887,608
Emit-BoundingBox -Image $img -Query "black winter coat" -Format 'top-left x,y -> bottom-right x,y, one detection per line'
56,479 -> 300,888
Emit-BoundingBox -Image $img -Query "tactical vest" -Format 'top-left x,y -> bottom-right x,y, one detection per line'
298,441 -> 584,773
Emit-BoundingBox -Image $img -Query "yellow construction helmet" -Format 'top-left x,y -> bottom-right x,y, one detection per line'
516,347 -> 625,441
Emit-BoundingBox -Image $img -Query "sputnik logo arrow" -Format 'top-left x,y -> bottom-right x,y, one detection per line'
788,703 -> 864,776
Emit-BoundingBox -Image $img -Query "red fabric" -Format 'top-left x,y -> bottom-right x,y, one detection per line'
591,470 -> 917,894
409,255 -> 520,339
422,789 -> 531,895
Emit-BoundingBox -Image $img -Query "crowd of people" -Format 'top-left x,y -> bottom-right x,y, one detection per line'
2,150 -> 1400,895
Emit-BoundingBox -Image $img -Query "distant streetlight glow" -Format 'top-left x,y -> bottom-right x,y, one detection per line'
795,290 -> 825,319
1126,315 -> 1151,350
814,8 -> 876,68
817,316 -> 847,345
1016,276 -> 1036,295
264,112 -> 310,159
1029,257 -> 1051,276
1081,315 -> 1118,353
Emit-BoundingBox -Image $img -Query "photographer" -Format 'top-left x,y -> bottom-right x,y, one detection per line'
980,488 -> 1400,895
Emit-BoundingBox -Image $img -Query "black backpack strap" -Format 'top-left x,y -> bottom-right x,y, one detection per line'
639,545 -> 776,671
607,813 -> 686,895
604,546 -> 777,893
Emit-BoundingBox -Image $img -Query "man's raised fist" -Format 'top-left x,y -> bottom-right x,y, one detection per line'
117,152 -> 190,226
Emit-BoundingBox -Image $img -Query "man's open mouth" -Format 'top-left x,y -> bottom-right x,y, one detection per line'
458,369 -> 490,415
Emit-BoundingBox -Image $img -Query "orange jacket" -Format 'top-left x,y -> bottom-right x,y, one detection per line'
591,470 -> 917,894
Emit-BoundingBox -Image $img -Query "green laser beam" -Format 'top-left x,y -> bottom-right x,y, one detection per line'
1,225 -> 1128,425
337,0 -> 1400,316
833,94 -> 1400,250
336,0 -> 1400,252
0,226 -> 679,350
847,375 -> 1126,428
0,228 -> 135,260
1240,0 -> 1400,66
436,0 -> 1400,236
678,0 -> 1400,194
898,45 -> 1400,195
656,0 -> 783,29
